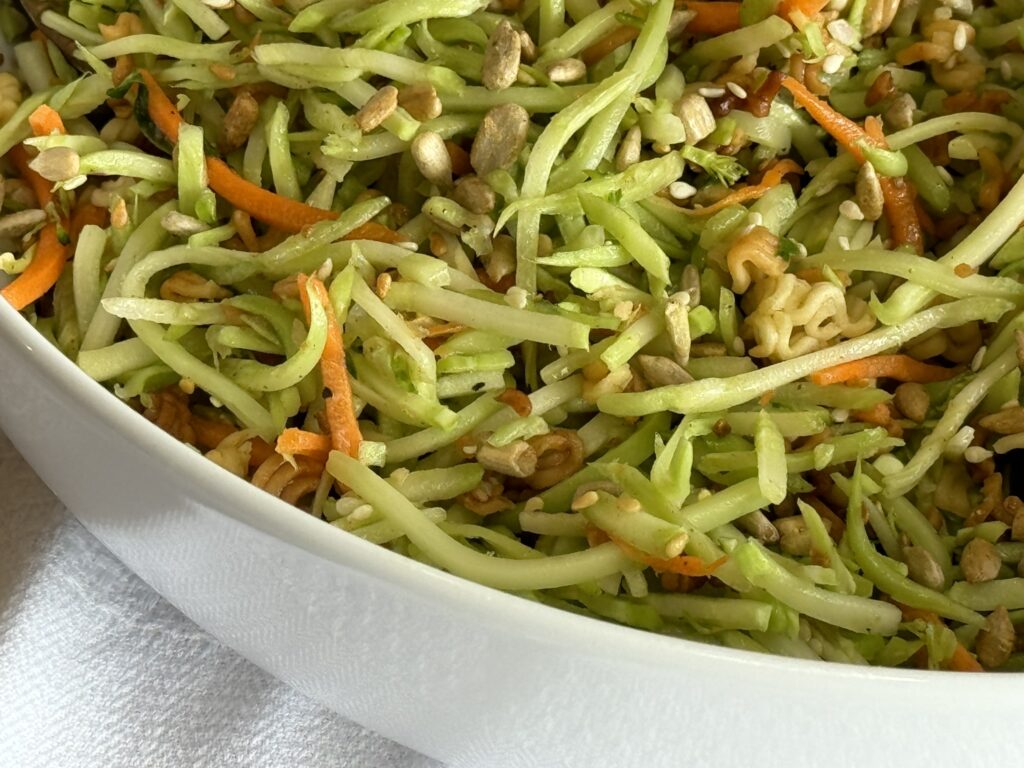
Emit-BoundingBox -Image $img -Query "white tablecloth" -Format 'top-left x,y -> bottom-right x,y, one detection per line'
0,430 -> 440,768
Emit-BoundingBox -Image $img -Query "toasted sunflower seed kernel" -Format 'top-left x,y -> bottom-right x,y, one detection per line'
518,30 -> 538,62
483,20 -> 522,91
475,440 -> 538,478
29,146 -> 80,182
737,510 -> 779,544
411,131 -> 453,187
615,125 -> 642,172
675,93 -> 716,145
893,382 -> 929,422
471,103 -> 529,176
979,405 -> 1024,434
904,546 -> 946,590
884,92 -> 916,130
975,605 -> 1015,668
961,537 -> 1002,583
545,58 -> 587,83
855,161 -> 885,221
634,355 -> 693,387
0,208 -> 47,238
452,175 -> 496,214
354,85 -> 398,133
161,210 -> 210,237
397,82 -> 442,121
777,516 -> 812,557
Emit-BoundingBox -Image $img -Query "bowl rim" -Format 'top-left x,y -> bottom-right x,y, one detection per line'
1,298 -> 1013,686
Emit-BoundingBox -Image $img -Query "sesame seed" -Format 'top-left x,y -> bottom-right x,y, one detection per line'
796,242 -> 808,256
832,408 -> 849,423
732,337 -> 745,355
350,504 -> 374,521
697,86 -> 726,98
1001,59 -> 1013,81
933,6 -> 952,18
617,495 -> 642,513
839,200 -> 865,221
936,166 -> 954,185
953,25 -> 968,52
396,241 -> 419,251
696,489 -> 713,501
748,212 -> 764,227
726,81 -> 747,99
873,454 -> 904,474
669,180 -> 697,200
827,19 -> 857,46
837,235 -> 851,250
971,345 -> 987,372
571,490 -> 600,511
964,446 -> 994,464
822,54 -> 844,75
462,445 -> 477,456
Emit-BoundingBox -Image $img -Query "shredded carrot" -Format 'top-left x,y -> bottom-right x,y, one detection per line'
139,69 -> 184,142
276,427 -> 333,461
679,1 -> 742,35
811,354 -> 956,386
581,25 -> 639,66
206,158 -> 338,233
297,274 -> 362,458
783,77 -> 924,252
28,104 -> 66,137
781,75 -> 868,161
948,643 -> 984,672
850,401 -> 892,427
775,0 -> 830,21
69,203 -> 109,243
140,70 -> 401,239
898,605 -> 941,624
191,416 -> 275,466
344,220 -> 406,244
1,223 -> 69,311
685,158 -> 802,217
607,531 -> 729,576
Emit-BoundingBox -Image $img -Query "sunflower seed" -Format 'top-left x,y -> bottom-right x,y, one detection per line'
483,20 -> 522,91
354,85 -> 398,133
411,131 -> 453,187
470,103 -> 529,176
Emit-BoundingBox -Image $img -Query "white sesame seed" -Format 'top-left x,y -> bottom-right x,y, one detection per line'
617,495 -> 642,512
832,408 -> 849,423
796,242 -> 808,257
697,489 -> 713,501
839,200 -> 865,221
953,25 -> 968,52
748,212 -> 764,227
1001,59 -> 1013,81
462,445 -> 478,456
697,86 -> 726,99
571,490 -> 600,511
827,19 -> 857,46
933,6 -> 952,19
316,258 -> 333,282
837,235 -> 851,250
732,337 -> 745,355
726,81 -> 747,99
822,54 -> 845,75
669,180 -> 697,200
936,166 -> 954,185
964,446 -> 994,464
504,285 -> 529,309
396,241 -> 419,251
971,345 -> 987,372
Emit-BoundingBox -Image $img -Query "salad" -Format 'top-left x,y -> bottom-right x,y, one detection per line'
2,0 -> 1024,671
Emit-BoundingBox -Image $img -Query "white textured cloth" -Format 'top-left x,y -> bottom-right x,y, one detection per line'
0,430 -> 440,768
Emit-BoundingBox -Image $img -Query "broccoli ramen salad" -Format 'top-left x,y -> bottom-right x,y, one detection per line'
3,0 -> 1024,670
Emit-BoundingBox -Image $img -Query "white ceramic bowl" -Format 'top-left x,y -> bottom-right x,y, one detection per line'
1,297 -> 1018,767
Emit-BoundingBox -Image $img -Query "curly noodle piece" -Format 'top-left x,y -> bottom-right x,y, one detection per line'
143,389 -> 196,445
252,453 -> 324,505
743,274 -> 875,361
525,429 -> 585,490
726,226 -> 786,295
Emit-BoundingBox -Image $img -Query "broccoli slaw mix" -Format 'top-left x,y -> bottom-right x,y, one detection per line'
4,0 -> 1024,671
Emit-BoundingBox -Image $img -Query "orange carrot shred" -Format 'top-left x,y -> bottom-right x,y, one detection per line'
679,1 -> 742,35
948,643 -> 984,672
581,25 -> 639,66
191,416 -> 275,467
775,0 -> 830,22
297,274 -> 362,458
685,158 -> 802,217
811,355 -> 956,386
28,104 -> 66,137
608,531 -> 729,576
343,220 -> 406,244
276,427 -> 333,461
140,70 -> 401,240
1,223 -> 69,311
780,75 -> 868,161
